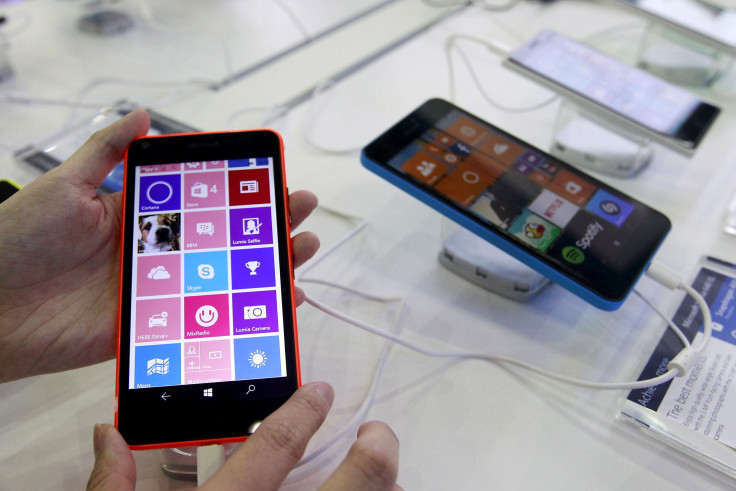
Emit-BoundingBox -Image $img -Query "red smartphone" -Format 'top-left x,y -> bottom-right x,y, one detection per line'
116,130 -> 301,449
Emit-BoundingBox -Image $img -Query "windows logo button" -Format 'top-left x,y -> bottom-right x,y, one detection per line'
562,246 -> 585,265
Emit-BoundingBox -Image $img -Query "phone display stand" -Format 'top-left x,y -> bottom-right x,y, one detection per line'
437,219 -> 550,302
160,447 -> 199,481
636,22 -> 731,87
550,99 -> 654,178
160,443 -> 241,480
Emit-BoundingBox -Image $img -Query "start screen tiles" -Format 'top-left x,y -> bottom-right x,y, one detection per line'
131,159 -> 285,389
398,113 -> 635,268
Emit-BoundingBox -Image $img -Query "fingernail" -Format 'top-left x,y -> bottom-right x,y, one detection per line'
310,381 -> 334,406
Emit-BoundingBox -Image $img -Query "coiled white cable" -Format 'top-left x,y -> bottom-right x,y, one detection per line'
304,273 -> 711,391
286,281 -> 404,482
283,207 -> 403,482
300,215 -> 712,391
444,33 -> 559,111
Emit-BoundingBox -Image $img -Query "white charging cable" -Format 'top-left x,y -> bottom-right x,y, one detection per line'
644,261 -> 713,375
444,34 -> 560,111
422,0 -> 522,12
281,207 -> 406,482
285,280 -> 404,483
294,208 -> 712,395
304,259 -> 712,391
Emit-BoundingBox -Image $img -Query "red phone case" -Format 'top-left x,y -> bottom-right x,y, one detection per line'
115,130 -> 301,450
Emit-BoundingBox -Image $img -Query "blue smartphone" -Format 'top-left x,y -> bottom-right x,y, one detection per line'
361,99 -> 671,310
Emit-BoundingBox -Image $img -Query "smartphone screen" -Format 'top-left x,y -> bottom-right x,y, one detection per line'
361,99 -> 671,310
117,130 -> 300,449
505,30 -> 720,151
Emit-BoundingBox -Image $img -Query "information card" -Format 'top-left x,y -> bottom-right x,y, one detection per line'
621,256 -> 736,477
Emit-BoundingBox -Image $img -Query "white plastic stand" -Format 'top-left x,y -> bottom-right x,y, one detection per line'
160,447 -> 199,481
636,22 -> 731,87
551,99 -> 654,178
437,219 -> 550,302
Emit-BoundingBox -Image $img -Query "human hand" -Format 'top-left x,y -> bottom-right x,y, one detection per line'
0,109 -> 319,383
87,382 -> 401,490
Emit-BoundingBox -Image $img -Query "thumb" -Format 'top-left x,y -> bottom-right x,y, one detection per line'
86,424 -> 136,491
60,108 -> 150,191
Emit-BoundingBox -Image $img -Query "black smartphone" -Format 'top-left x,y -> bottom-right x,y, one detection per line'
0,179 -> 20,203
117,130 -> 301,449
361,99 -> 672,310
504,30 -> 721,153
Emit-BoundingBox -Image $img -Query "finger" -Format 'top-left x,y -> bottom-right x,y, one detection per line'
202,382 -> 334,490
318,421 -> 400,491
294,286 -> 306,307
289,190 -> 318,230
292,230 -> 319,307
86,424 -> 136,491
60,108 -> 151,191
292,231 -> 320,270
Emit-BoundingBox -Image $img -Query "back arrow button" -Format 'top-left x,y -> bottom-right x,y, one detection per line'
161,392 -> 171,401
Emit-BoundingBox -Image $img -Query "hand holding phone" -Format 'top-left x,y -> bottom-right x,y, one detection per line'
0,110 -> 151,386
92,385 -> 401,489
117,130 -> 301,448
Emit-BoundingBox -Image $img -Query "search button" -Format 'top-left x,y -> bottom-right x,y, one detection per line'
246,384 -> 256,395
